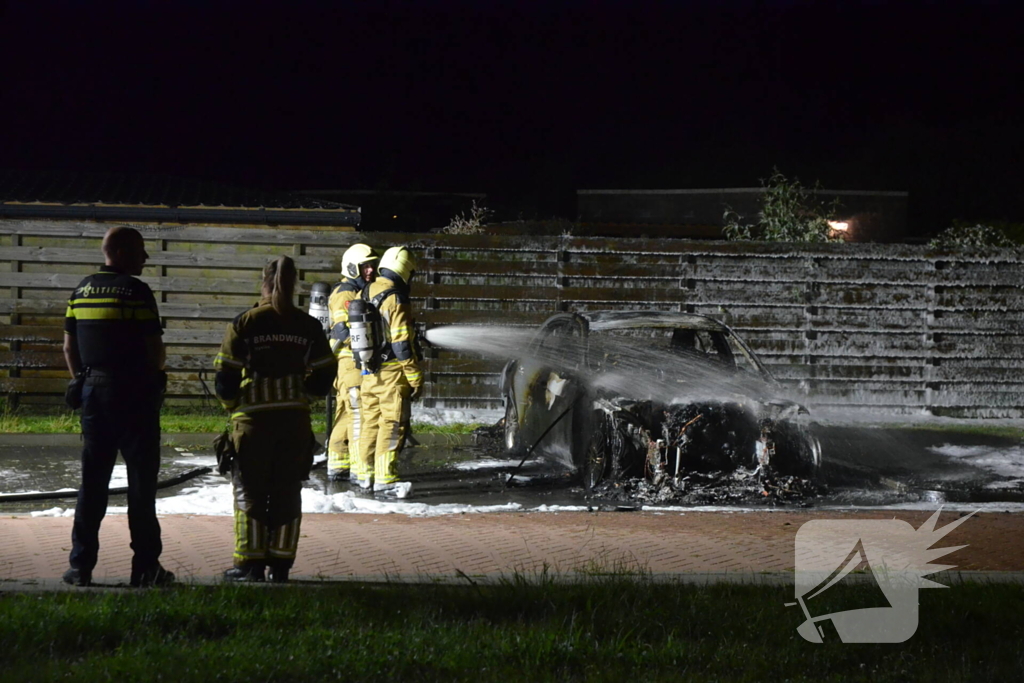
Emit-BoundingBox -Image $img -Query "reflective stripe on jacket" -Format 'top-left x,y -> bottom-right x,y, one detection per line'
214,299 -> 336,416
365,276 -> 422,388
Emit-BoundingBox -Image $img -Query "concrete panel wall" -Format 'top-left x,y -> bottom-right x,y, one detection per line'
1,220 -> 1020,417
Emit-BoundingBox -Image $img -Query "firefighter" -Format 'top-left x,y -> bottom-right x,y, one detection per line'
61,226 -> 174,588
214,256 -> 337,582
326,243 -> 378,481
357,246 -> 423,495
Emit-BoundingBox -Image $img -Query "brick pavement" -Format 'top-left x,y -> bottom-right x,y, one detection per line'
2,509 -> 1022,588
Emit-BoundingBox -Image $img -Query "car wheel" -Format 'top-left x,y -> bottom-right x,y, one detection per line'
504,394 -> 522,453
583,413 -> 609,492
771,421 -> 822,479
804,431 -> 823,478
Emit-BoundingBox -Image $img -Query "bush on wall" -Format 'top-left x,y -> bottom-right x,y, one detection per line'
929,221 -> 1019,249
723,169 -> 844,243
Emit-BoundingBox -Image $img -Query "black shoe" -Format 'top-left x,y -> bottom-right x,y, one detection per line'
267,567 -> 290,583
62,567 -> 92,587
130,564 -> 175,588
223,564 -> 266,582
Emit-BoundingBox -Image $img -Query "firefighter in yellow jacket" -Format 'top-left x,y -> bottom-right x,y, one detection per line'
326,243 -> 378,481
214,256 -> 337,582
357,246 -> 423,495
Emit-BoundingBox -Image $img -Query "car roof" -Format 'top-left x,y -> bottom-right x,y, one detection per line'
578,310 -> 731,333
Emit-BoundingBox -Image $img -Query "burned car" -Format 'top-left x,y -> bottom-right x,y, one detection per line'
500,311 -> 821,493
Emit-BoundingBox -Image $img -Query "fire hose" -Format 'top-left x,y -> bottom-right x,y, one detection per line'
504,393 -> 584,489
0,466 -> 212,503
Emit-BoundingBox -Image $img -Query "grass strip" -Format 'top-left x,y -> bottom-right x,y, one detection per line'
0,406 -> 481,436
1,579 -> 1021,681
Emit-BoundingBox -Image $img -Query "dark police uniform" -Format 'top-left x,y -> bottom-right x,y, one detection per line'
64,264 -> 165,581
214,298 -> 336,577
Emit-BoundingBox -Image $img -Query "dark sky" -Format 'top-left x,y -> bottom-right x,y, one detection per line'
2,0 -> 1022,232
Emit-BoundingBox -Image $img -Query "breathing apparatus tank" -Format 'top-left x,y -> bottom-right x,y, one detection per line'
346,298 -> 379,373
307,282 -> 332,335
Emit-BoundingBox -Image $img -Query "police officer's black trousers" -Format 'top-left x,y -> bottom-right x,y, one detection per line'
69,375 -> 163,575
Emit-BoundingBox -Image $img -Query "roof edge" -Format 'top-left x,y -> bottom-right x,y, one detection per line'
0,203 -> 360,227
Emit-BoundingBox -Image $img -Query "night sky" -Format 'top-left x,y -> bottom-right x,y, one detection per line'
2,0 -> 1022,234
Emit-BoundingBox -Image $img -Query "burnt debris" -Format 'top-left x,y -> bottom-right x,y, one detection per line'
584,400 -> 824,505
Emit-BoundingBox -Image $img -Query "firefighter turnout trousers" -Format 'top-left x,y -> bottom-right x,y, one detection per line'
327,360 -> 364,478
357,365 -> 412,486
230,410 -> 313,571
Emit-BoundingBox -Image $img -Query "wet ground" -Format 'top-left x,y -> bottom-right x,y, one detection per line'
1,424 -> 1022,515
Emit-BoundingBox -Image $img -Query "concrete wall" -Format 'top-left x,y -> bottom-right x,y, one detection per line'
1,219 -> 1020,417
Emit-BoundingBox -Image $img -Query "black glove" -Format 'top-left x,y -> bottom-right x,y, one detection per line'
409,385 -> 422,402
65,375 -> 85,410
213,429 -> 236,477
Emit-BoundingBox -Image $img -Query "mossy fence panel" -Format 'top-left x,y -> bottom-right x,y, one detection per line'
1,220 -> 1021,417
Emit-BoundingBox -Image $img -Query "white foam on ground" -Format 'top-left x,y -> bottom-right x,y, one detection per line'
86,482 -> 535,517
31,493 -> 1024,518
928,443 -> 1024,489
6,487 -> 77,496
454,459 -> 524,471
30,507 -> 76,518
413,406 -> 503,426
327,491 -> 523,517
21,438 -> 1024,518
849,501 -> 1024,512
171,456 -> 218,467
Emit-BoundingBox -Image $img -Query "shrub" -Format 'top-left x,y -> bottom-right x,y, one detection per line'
723,169 -> 844,243
441,201 -> 491,235
928,222 -> 1017,249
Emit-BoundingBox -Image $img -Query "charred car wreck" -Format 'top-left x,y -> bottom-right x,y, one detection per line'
500,312 -> 822,501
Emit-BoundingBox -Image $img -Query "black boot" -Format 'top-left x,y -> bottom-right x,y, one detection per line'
62,567 -> 92,587
223,563 -> 266,582
130,564 -> 175,588
266,564 -> 290,583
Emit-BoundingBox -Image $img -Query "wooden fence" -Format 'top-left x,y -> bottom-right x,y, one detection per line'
2,220 -> 1022,417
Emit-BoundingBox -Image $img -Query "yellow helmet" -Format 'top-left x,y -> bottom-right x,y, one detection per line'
341,243 -> 378,279
378,246 -> 417,283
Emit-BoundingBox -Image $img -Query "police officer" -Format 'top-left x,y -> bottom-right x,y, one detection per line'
357,246 -> 423,495
62,226 -> 173,587
326,243 -> 378,481
214,256 -> 336,582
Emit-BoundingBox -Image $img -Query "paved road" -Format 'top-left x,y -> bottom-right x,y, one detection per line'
3,509 -> 1022,589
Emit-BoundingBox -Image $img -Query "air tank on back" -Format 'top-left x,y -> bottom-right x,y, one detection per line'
346,298 -> 378,373
308,282 -> 331,334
